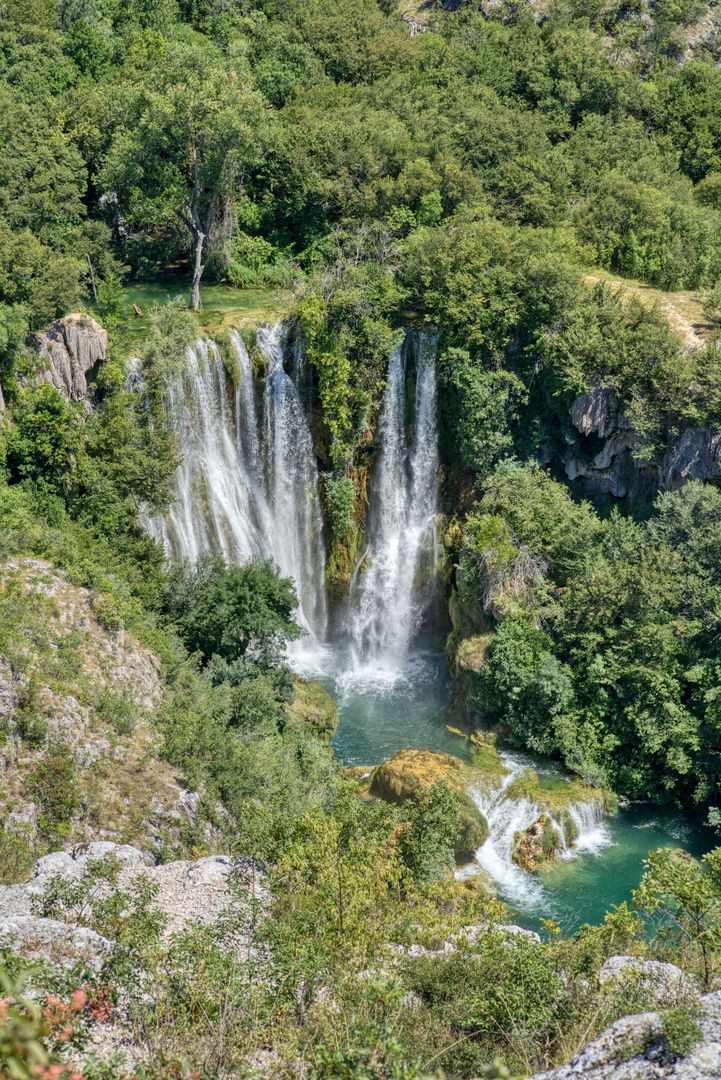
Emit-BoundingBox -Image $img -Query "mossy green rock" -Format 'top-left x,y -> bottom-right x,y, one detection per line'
285,678 -> 339,741
369,748 -> 488,863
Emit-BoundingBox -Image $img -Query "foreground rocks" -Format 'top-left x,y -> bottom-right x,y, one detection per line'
0,842 -> 267,967
530,990 -> 721,1080
600,956 -> 693,1001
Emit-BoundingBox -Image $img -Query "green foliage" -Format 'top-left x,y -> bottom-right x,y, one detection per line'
456,467 -> 721,803
23,744 -> 82,839
634,846 -> 721,988
14,674 -> 48,748
311,978 -> 429,1080
324,475 -> 356,540
31,855 -> 167,952
660,1003 -> 703,1060
0,829 -> 35,886
5,384 -> 84,495
164,552 -> 303,667
396,783 -> 462,883
577,176 -> 721,289
96,688 -> 137,736
140,300 -> 199,382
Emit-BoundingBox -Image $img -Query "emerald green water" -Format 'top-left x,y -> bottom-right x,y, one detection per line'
300,640 -> 716,934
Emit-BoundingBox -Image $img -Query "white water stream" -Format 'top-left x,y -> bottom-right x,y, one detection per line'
347,330 -> 439,669
144,324 -> 326,638
461,751 -> 613,913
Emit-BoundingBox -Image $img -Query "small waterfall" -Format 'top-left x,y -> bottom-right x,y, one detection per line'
144,324 -> 326,638
462,753 -> 612,913
348,330 -> 439,667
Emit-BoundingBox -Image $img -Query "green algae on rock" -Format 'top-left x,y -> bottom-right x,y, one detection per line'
369,747 -> 488,863
285,678 -> 339,742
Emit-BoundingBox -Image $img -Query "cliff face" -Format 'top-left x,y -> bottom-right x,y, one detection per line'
0,557 -> 211,860
34,312 -> 108,402
562,384 -> 721,501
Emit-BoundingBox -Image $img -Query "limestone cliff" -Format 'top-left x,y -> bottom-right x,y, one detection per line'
562,383 -> 721,500
34,312 -> 108,402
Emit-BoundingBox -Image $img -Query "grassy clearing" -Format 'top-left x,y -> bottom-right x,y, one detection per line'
583,268 -> 712,348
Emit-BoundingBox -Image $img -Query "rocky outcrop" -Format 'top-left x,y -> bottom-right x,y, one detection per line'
564,383 -> 721,500
0,558 -> 216,858
530,991 -> 721,1080
660,428 -> 721,489
0,843 -> 265,947
569,386 -> 619,439
600,956 -> 692,1002
512,813 -> 560,871
35,313 -> 107,402
369,748 -> 488,862
0,915 -> 112,972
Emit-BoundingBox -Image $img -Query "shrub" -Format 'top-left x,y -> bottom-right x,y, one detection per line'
660,1003 -> 703,1060
0,828 -> 35,886
323,475 -> 356,541
96,689 -> 137,736
24,744 -> 82,838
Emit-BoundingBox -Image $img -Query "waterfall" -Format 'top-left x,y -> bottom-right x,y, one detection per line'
143,324 -> 326,638
258,323 -> 327,641
462,752 -> 612,913
348,330 -> 439,667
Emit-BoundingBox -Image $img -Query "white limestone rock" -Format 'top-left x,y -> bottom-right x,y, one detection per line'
0,915 -> 111,971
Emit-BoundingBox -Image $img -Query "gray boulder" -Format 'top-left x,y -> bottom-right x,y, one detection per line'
0,915 -> 111,972
183,855 -> 233,889
600,955 -> 692,1001
530,990 -> 721,1080
70,841 -> 151,868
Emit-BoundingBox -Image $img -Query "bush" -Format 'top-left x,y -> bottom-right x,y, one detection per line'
24,744 -> 82,838
96,688 -> 137,736
0,828 -> 35,885
324,474 -> 356,540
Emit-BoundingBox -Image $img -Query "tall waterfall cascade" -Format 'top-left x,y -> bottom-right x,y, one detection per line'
347,330 -> 440,668
143,323 -> 326,639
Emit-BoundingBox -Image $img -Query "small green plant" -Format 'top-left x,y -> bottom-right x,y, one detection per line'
0,828 -> 35,886
323,474 -> 356,541
14,675 -> 48,748
91,593 -> 129,633
660,1003 -> 703,1060
96,689 -> 137,736
23,744 -> 82,839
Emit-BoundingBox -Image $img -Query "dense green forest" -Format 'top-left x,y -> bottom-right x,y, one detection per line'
2,0 -> 721,809
2,1 -> 721,1075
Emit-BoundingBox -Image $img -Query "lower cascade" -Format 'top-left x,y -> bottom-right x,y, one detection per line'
461,750 -> 613,914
